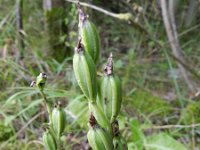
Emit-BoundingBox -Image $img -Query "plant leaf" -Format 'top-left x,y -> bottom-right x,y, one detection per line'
146,133 -> 187,150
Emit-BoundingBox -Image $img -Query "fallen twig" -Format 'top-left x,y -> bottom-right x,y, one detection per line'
65,0 -> 149,34
142,123 -> 200,130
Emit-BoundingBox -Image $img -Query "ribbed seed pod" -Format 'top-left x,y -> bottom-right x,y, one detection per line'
87,114 -> 114,150
73,40 -> 97,102
78,7 -> 100,63
87,126 -> 106,150
43,130 -> 57,150
52,102 -> 66,138
95,126 -> 114,150
99,54 -> 122,122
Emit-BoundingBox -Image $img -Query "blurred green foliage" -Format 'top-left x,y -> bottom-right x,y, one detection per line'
130,90 -> 171,119
0,0 -> 200,149
0,123 -> 13,142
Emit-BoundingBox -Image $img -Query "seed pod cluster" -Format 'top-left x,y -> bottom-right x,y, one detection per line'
43,130 -> 57,150
73,40 -> 97,102
78,7 -> 100,63
98,53 -> 122,122
52,102 -> 66,138
73,4 -> 125,150
87,114 -> 114,150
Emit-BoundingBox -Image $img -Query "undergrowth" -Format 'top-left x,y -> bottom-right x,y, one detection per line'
0,0 -> 200,149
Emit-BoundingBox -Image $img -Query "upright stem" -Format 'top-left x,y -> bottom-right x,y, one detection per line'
40,90 -> 52,123
88,101 -> 112,136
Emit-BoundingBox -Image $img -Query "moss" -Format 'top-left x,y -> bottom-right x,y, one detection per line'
129,90 -> 171,120
180,101 -> 200,124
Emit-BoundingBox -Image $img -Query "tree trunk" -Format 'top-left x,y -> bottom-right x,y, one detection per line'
43,0 -> 70,62
16,0 -> 25,61
160,0 -> 196,93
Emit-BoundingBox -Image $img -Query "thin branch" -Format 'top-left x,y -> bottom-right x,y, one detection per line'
142,123 -> 200,130
64,109 -> 77,119
184,0 -> 197,27
147,36 -> 200,82
65,0 -> 149,34
169,53 -> 200,81
16,111 -> 45,138
0,111 -> 45,148
25,140 -> 44,150
16,0 -> 25,60
160,0 -> 196,92
66,0 -> 127,19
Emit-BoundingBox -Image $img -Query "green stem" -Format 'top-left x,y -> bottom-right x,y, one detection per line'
88,101 -> 113,136
40,90 -> 52,124
57,137 -> 62,150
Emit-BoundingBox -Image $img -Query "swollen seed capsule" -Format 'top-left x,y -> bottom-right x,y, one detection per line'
99,54 -> 122,122
87,126 -> 105,150
87,114 -> 114,150
52,102 -> 66,138
78,7 -> 100,63
110,75 -> 122,122
43,130 -> 57,150
73,40 -> 97,102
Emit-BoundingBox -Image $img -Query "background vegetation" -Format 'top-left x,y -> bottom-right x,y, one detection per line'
0,0 -> 200,149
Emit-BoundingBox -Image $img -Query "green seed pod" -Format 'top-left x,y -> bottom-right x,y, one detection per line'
87,126 -> 105,150
99,54 -> 122,122
73,40 -> 97,102
52,102 -> 66,138
95,126 -> 114,150
96,78 -> 103,110
36,73 -> 47,91
43,130 -> 57,150
87,114 -> 114,150
78,7 -> 100,63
